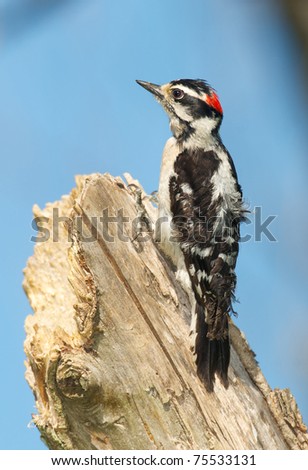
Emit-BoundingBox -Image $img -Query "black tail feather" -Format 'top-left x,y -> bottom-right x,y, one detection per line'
195,304 -> 230,392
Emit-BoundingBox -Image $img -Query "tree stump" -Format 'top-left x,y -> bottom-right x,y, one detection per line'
23,173 -> 308,450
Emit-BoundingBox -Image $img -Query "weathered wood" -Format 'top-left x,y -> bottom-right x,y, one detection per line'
23,173 -> 308,450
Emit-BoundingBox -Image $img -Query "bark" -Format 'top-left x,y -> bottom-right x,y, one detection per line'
23,173 -> 308,450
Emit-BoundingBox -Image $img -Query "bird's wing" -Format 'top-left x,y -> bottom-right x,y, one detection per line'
169,148 -> 242,338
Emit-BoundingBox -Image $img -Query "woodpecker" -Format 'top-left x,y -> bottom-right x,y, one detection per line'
136,79 -> 245,392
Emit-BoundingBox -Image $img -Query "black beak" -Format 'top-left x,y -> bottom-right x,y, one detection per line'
136,80 -> 163,99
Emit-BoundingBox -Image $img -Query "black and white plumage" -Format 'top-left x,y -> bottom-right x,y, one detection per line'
136,78 -> 246,392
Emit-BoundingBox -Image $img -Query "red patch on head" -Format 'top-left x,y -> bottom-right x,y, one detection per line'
205,91 -> 223,115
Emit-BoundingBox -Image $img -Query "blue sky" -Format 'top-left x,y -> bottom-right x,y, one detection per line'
1,0 -> 308,449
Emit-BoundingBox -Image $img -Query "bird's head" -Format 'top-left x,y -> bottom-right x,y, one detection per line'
136,78 -> 223,142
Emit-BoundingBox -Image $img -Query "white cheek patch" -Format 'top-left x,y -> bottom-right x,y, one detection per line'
172,102 -> 192,122
192,117 -> 217,135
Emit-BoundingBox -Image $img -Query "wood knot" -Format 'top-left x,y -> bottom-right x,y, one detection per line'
56,353 -> 99,399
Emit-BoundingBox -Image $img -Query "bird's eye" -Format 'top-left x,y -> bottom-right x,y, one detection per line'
172,88 -> 184,100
